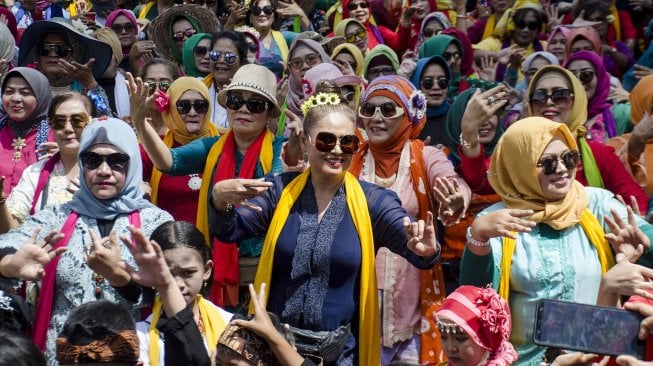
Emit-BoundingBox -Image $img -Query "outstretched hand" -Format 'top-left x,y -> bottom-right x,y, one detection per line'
119,225 -> 173,290
231,283 -> 279,341
471,208 -> 536,241
212,178 -> 274,212
85,230 -> 129,286
605,207 -> 651,263
433,177 -> 465,222
1,228 -> 66,280
403,212 -> 439,257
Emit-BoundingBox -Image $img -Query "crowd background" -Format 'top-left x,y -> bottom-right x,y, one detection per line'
0,0 -> 652,365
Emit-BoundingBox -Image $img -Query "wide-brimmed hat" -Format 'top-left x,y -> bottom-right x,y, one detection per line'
18,18 -> 113,79
148,4 -> 220,62
217,64 -> 280,117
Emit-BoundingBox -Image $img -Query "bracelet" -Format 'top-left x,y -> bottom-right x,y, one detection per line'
223,203 -> 234,213
460,133 -> 480,149
456,14 -> 467,18
466,227 -> 490,247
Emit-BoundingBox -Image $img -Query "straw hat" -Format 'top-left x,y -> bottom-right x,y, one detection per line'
148,4 -> 220,61
217,64 -> 281,117
18,18 -> 113,79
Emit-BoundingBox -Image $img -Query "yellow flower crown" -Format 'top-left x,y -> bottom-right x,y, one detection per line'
300,93 -> 341,117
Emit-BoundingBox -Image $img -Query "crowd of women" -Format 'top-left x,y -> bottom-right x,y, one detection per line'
0,0 -> 652,364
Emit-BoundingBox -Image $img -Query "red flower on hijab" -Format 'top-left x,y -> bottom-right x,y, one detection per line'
301,79 -> 313,96
153,90 -> 170,113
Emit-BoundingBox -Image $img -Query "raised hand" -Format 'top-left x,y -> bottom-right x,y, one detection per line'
433,177 -> 465,222
59,58 -> 96,88
85,230 -> 129,286
605,207 -> 651,263
0,228 -> 66,281
126,72 -> 157,128
231,283 -> 278,338
119,225 -> 173,290
477,55 -> 498,82
470,208 -> 536,241
212,178 -> 274,212
404,211 -> 440,257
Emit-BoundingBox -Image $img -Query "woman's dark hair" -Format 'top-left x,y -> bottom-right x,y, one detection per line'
38,30 -> 74,49
211,31 -> 249,66
151,221 -> 210,262
573,0 -> 610,19
303,80 -> 355,134
246,0 -> 281,29
0,331 -> 45,366
48,92 -> 96,120
140,57 -> 180,80
59,300 -> 135,343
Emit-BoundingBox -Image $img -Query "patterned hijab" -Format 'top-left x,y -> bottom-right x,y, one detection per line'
67,118 -> 152,220
163,77 -> 218,145
488,117 -> 588,230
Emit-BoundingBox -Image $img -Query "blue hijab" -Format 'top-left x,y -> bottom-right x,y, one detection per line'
66,118 -> 152,219
410,55 -> 451,119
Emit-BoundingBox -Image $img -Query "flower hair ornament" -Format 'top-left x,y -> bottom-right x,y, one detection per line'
300,92 -> 341,117
154,89 -> 170,113
408,90 -> 427,125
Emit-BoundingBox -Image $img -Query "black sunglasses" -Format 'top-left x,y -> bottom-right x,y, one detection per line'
194,46 -> 209,57
176,99 -> 210,114
287,53 -> 321,70
530,89 -> 574,106
347,1 -> 368,10
50,113 -> 90,130
111,22 -> 135,34
367,66 -> 394,78
209,50 -> 239,65
146,81 -> 171,95
572,70 -> 596,84
358,101 -> 404,119
225,94 -> 269,114
309,132 -> 360,154
442,51 -> 461,61
38,44 -> 73,58
422,28 -> 441,38
172,29 -> 196,42
514,19 -> 540,31
80,152 -> 130,173
345,29 -> 366,43
251,5 -> 274,15
421,77 -> 449,90
537,150 -> 580,175
246,42 -> 258,53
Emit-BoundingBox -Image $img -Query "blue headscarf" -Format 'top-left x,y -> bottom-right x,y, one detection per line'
66,118 -> 152,219
410,55 -> 451,119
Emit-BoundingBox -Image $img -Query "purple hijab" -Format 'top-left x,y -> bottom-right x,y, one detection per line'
564,50 -> 616,139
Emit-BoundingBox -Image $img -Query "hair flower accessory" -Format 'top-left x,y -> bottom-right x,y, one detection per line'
88,91 -> 110,117
477,287 -> 511,338
300,92 -> 341,117
408,90 -> 427,124
301,79 -> 313,96
154,90 -> 170,113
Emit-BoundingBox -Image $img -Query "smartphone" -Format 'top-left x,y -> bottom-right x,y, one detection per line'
534,299 -> 646,358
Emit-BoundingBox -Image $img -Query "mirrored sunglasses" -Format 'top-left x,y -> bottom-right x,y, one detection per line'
537,150 -> 580,175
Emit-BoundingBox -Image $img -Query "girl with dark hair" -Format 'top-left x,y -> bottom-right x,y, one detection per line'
203,31 -> 249,130
129,222 -> 231,366
0,331 -> 45,366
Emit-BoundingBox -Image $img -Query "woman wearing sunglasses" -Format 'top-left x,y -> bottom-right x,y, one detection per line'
213,79 -> 440,365
181,33 -> 212,78
349,75 -> 469,365
203,31 -> 249,131
0,93 -> 94,234
0,68 -> 54,198
334,19 -> 369,55
246,0 -> 289,80
130,64 -> 298,307
460,117 -> 653,365
526,65 -> 649,213
410,55 -> 451,146
140,58 -> 180,137
106,9 -> 155,74
0,118 -> 172,362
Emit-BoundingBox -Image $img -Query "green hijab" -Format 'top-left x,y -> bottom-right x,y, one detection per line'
443,88 -> 504,166
168,15 -> 202,62
182,33 -> 211,77
363,44 -> 399,78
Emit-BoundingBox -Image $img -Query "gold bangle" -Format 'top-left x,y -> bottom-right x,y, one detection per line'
460,133 -> 480,149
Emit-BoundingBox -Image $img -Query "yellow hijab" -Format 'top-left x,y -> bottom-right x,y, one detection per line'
331,43 -> 366,77
492,0 -> 542,39
488,117 -> 588,230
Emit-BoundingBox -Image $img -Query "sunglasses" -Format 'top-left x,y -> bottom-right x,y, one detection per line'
309,132 -> 360,154
50,113 -> 90,130
537,150 -> 580,175
225,94 -> 269,114
172,29 -> 197,42
194,46 -> 209,57
80,152 -> 130,173
442,51 -> 461,61
514,19 -> 540,31
146,81 -> 171,95
209,50 -> 239,64
358,101 -> 404,119
110,22 -> 135,34
529,89 -> 574,106
367,66 -> 394,78
572,69 -> 596,84
345,29 -> 366,43
246,42 -> 258,53
347,1 -> 368,10
251,5 -> 274,15
38,44 -> 73,58
421,77 -> 449,90
422,28 -> 442,38
287,53 -> 321,70
176,99 -> 210,114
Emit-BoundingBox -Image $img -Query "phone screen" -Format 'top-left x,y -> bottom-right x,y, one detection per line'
534,299 -> 645,358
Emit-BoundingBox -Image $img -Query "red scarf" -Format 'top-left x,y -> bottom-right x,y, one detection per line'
30,153 -> 60,215
209,131 -> 267,307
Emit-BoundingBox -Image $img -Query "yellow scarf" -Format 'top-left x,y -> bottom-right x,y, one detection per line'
195,129 -> 274,243
147,295 -> 226,366
252,170 -> 380,365
271,30 -> 289,61
499,208 -> 615,301
138,0 -> 156,19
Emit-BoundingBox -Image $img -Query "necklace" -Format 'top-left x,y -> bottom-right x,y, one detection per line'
11,137 -> 26,162
188,174 -> 202,191
374,173 -> 397,188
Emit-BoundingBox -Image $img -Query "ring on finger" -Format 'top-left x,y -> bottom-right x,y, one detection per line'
487,96 -> 496,105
